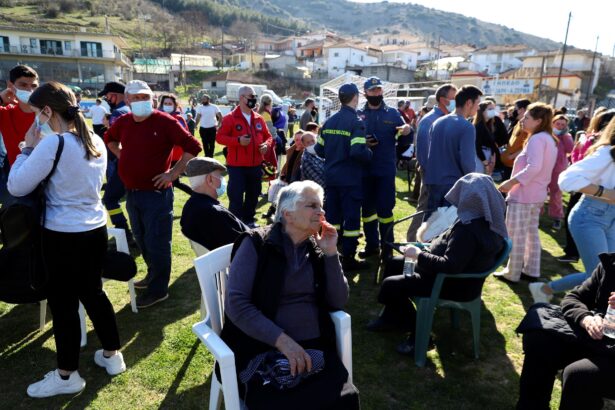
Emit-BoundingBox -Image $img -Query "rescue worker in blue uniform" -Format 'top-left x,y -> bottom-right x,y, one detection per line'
358,77 -> 411,260
315,83 -> 373,271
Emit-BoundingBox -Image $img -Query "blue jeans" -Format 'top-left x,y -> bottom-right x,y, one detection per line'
227,165 -> 263,224
425,183 -> 453,218
126,188 -> 174,297
551,196 -> 615,292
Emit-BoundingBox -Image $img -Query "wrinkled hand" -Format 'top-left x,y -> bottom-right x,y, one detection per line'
0,88 -> 18,105
498,179 -> 517,193
581,315 -> 604,340
315,220 -> 338,256
401,245 -> 421,261
152,171 -> 176,189
397,124 -> 411,136
609,292 -> 615,309
274,333 -> 312,377
259,143 -> 268,154
239,135 -> 251,146
24,121 -> 42,148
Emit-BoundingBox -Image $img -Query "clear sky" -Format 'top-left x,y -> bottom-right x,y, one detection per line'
348,0 -> 614,56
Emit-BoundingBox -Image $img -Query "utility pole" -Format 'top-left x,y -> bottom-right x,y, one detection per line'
434,35 -> 441,81
537,54 -> 546,101
585,35 -> 599,104
554,12 -> 572,107
221,31 -> 224,70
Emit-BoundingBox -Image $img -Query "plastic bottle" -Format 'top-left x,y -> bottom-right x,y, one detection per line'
603,306 -> 615,339
403,257 -> 415,278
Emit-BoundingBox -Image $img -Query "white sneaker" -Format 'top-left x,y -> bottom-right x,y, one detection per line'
27,370 -> 86,398
529,282 -> 553,304
94,350 -> 126,376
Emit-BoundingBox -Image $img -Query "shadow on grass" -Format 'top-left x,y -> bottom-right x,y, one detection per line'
0,267 -> 200,408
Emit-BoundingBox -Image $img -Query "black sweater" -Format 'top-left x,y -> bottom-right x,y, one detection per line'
474,121 -> 500,161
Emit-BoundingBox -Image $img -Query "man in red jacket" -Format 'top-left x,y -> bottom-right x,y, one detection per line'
216,85 -> 272,228
0,65 -> 38,204
105,80 -> 202,308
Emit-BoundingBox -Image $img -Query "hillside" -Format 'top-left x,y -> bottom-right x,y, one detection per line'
0,0 -> 562,54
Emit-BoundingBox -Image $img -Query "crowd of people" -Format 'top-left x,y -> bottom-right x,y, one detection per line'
1,62 -> 615,408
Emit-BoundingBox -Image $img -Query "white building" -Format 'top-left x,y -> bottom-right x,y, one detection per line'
380,46 -> 418,70
0,26 -> 132,91
469,44 -> 536,75
326,42 -> 380,78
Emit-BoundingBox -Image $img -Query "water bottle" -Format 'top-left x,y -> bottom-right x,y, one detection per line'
403,257 -> 415,278
603,306 -> 615,339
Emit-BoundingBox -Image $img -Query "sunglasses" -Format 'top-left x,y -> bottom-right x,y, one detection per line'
242,94 -> 257,99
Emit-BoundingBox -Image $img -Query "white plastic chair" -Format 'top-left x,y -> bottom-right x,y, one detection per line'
39,227 -> 138,347
188,239 -> 209,320
192,244 -> 353,410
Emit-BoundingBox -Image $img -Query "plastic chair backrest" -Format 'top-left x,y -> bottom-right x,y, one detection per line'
107,227 -> 129,254
430,237 -> 513,299
189,239 -> 209,257
193,244 -> 233,335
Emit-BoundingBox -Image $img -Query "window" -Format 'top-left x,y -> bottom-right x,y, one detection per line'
30,38 -> 37,48
81,41 -> 102,58
0,36 -> 8,53
334,52 -> 339,57
40,40 -> 63,55
64,41 -> 72,51
360,55 -> 364,62
211,81 -> 217,87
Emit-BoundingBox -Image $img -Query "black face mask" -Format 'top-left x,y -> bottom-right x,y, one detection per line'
246,98 -> 257,109
202,101 -> 209,106
366,95 -> 383,106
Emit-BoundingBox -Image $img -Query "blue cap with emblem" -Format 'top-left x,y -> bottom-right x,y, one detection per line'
364,77 -> 383,90
338,83 -> 360,98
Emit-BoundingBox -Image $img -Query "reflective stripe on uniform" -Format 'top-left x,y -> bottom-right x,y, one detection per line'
317,137 -> 325,146
343,230 -> 361,237
322,129 -> 351,137
350,137 -> 366,145
108,208 -> 123,216
378,216 -> 394,224
362,214 -> 378,223
331,224 -> 341,230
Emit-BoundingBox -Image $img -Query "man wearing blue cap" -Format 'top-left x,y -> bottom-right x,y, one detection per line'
358,77 -> 410,260
315,83 -> 373,271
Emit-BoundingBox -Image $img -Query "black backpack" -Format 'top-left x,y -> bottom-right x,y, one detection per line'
0,135 -> 64,303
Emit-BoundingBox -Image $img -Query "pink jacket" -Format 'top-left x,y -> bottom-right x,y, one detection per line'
553,132 -> 574,174
571,132 -> 598,163
507,131 -> 558,204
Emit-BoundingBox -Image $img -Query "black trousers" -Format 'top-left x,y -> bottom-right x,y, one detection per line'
199,126 -> 217,158
42,226 -> 121,371
562,192 -> 581,258
92,124 -> 106,139
517,330 -> 615,410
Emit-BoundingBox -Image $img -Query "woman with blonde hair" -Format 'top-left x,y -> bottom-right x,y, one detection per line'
495,103 -> 558,283
8,81 -> 125,397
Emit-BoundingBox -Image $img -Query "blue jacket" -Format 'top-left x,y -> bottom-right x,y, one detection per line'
315,105 -> 372,187
424,113 -> 477,186
416,106 -> 445,168
357,103 -> 405,177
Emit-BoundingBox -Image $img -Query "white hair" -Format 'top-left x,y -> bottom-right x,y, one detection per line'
188,175 -> 206,189
238,85 -> 255,97
274,181 -> 324,223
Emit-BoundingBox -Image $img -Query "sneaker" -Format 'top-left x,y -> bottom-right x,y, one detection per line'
136,293 -> 168,309
341,257 -> 369,272
133,278 -> 149,289
493,271 -> 519,284
358,247 -> 380,259
94,350 -> 126,376
557,254 -> 579,263
552,219 -> 562,230
529,282 -> 553,304
27,370 -> 86,398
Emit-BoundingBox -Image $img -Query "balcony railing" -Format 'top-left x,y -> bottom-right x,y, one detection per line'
0,45 -> 131,65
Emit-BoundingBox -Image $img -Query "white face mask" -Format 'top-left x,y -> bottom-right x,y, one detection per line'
162,105 -> 174,113
35,111 -> 55,138
305,144 -> 316,155
131,100 -> 153,117
486,109 -> 497,119
15,87 -> 32,104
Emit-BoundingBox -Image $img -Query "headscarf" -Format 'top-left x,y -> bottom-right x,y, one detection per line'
444,173 -> 508,239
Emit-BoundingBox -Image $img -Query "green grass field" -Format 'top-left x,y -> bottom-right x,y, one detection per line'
0,142 -> 592,409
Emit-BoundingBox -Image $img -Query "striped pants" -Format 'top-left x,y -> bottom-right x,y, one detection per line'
501,202 -> 542,281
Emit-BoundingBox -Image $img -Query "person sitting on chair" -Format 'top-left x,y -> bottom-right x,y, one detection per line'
221,180 -> 360,410
180,157 -> 248,251
366,173 -> 507,356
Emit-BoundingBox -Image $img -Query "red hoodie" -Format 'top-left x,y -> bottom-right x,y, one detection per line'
216,106 -> 272,167
0,104 -> 35,165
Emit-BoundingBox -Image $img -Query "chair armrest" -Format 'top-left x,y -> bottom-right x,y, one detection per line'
329,310 -> 353,383
192,320 -> 235,368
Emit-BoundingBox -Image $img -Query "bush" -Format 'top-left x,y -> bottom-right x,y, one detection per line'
45,6 -> 60,18
58,0 -> 75,13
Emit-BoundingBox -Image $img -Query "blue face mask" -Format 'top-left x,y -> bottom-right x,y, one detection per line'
35,111 -> 55,138
15,87 -> 32,104
446,99 -> 456,113
214,175 -> 227,197
553,128 -> 566,136
162,105 -> 174,113
131,100 -> 153,117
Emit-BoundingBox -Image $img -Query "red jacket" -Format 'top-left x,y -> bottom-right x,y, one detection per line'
216,106 -> 272,167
